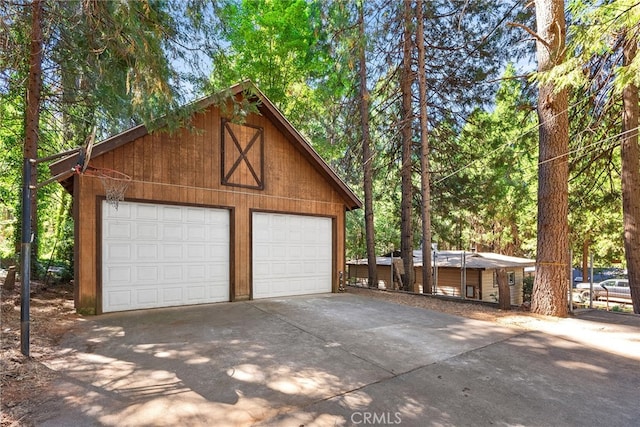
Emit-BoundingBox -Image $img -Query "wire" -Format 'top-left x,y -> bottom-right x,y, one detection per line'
433,95 -> 637,185
81,174 -> 344,208
538,126 -> 639,166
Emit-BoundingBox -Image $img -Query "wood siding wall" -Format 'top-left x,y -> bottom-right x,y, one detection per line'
74,104 -> 350,313
348,264 -> 486,298
480,268 -> 524,305
435,268 -> 481,299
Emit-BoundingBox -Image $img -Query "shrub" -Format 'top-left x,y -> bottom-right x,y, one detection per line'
523,276 -> 534,302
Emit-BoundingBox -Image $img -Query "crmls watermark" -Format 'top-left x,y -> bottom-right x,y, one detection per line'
350,411 -> 402,425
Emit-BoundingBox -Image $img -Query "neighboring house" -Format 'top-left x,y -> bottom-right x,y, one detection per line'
50,81 -> 361,314
347,250 -> 535,306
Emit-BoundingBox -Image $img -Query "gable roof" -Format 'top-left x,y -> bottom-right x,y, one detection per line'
432,251 -> 535,269
49,81 -> 362,210
348,250 -> 535,270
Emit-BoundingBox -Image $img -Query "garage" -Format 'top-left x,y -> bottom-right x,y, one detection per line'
50,82 -> 361,314
252,212 -> 332,299
101,201 -> 230,312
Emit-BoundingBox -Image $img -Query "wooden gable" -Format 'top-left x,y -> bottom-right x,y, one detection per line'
50,81 -> 361,211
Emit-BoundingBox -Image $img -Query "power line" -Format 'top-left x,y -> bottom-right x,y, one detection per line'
433,97 -> 636,185
539,126 -> 638,166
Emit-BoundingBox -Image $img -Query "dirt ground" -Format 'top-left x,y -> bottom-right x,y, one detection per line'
0,279 -> 543,427
1,277 -> 78,427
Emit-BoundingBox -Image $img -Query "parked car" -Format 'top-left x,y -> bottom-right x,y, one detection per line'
575,279 -> 631,302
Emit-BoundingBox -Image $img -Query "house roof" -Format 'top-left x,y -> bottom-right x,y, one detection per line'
348,250 -> 535,270
49,81 -> 362,210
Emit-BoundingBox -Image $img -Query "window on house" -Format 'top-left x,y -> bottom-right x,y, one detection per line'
508,271 -> 515,286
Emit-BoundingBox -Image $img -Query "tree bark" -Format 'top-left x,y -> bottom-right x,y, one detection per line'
416,0 -> 432,294
357,1 -> 378,289
496,268 -> 511,311
582,236 -> 589,283
531,0 -> 569,317
24,0 -> 44,268
400,0 -> 415,291
621,34 -> 640,314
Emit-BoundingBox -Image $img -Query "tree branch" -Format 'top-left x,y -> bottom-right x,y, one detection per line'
508,22 -> 552,53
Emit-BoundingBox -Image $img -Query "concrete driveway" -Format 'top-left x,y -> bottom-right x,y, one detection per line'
37,293 -> 639,426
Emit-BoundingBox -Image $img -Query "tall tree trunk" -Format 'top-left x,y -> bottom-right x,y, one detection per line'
357,1 -> 378,289
621,34 -> 640,314
496,268 -> 511,310
25,0 -> 44,268
531,0 -> 569,317
416,0 -> 432,294
400,0 -> 415,291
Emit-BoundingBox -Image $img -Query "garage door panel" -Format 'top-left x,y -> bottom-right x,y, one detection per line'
108,290 -> 132,308
162,244 -> 182,259
187,244 -> 206,259
105,203 -> 132,219
162,206 -> 182,221
136,223 -> 158,239
107,222 -> 131,239
102,201 -> 230,312
163,287 -> 183,303
163,224 -> 183,240
209,243 -> 228,258
136,204 -> 158,220
137,244 -> 158,260
105,266 -> 131,283
187,224 -> 206,240
163,265 -> 183,281
137,288 -> 159,304
186,207 -> 205,223
208,263 -> 229,279
187,265 -> 206,280
135,266 -> 158,282
186,285 -> 206,300
252,213 -> 332,299
105,243 -> 131,261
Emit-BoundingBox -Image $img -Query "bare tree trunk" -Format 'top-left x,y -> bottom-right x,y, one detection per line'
416,0 -> 432,294
531,0 -> 569,317
24,0 -> 44,268
496,268 -> 511,311
400,0 -> 415,291
357,1 -> 378,289
582,237 -> 589,283
621,34 -> 640,314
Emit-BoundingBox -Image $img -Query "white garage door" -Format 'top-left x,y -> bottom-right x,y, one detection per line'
252,212 -> 332,299
102,201 -> 230,312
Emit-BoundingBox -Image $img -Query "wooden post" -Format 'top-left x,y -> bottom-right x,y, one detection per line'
3,266 -> 16,291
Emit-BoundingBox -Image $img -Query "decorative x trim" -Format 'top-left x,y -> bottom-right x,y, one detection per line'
221,120 -> 264,189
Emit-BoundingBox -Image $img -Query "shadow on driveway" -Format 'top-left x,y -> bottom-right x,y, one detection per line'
37,294 -> 639,426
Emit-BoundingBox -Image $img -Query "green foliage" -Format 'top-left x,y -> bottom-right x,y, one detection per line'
522,275 -> 534,302
1,0 -> 632,280
539,1 -> 640,94
431,65 -> 538,256
0,93 -> 23,259
208,0 -> 359,169
535,1 -> 639,267
0,0 -> 224,268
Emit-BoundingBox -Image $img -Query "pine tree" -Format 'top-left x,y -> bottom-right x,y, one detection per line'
531,0 -> 570,317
